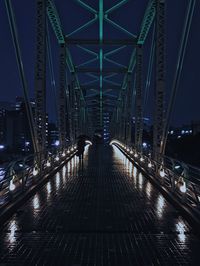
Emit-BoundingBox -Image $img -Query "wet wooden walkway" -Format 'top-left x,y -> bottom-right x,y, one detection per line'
0,144 -> 200,265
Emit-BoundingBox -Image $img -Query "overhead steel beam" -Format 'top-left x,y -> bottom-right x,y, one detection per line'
76,67 -> 127,73
47,0 -> 65,44
80,85 -> 120,90
105,0 -> 129,15
65,38 -> 137,45
137,0 -> 156,45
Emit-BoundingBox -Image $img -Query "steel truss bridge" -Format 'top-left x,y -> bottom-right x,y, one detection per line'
0,0 -> 200,265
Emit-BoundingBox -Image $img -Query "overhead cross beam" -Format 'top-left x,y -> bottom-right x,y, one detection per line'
76,67 -> 127,73
137,0 -> 156,45
65,38 -> 137,45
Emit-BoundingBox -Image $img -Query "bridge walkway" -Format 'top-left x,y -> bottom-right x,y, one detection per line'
0,144 -> 200,265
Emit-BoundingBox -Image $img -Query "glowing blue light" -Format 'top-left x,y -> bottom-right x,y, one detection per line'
54,140 -> 60,146
142,142 -> 147,148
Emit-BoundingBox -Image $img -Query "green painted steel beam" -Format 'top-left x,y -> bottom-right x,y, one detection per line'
47,0 -> 65,44
99,0 -> 104,44
77,57 -> 98,68
66,16 -> 98,37
104,45 -> 127,57
128,49 -> 136,73
104,79 -> 121,87
77,45 -> 99,57
86,73 -> 99,79
104,16 -> 137,38
105,0 -> 129,15
99,0 -> 104,127
81,78 -> 98,86
75,0 -> 97,14
103,73 -> 118,80
137,0 -> 156,45
104,57 -> 127,68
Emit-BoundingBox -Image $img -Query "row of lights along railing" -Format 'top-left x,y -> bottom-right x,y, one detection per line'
0,144 -> 78,199
110,139 -> 200,209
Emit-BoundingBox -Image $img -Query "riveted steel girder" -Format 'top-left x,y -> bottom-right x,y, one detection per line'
137,0 -> 156,45
135,46 -> 143,151
35,0 -> 47,154
47,0 -> 65,44
125,74 -> 133,145
58,44 -> 67,148
153,0 -> 166,161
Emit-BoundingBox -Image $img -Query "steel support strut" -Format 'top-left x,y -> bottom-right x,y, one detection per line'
58,44 -> 67,149
153,0 -> 165,161
126,74 -> 133,145
35,0 -> 47,155
4,0 -> 39,155
135,46 -> 143,152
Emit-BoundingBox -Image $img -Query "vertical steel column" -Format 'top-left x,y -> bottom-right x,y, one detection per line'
122,92 -> 127,142
126,74 -> 133,145
118,100 -> 123,140
79,100 -> 85,134
75,90 -> 80,137
116,106 -> 120,139
74,90 -> 79,139
70,75 -> 75,143
153,0 -> 165,161
58,44 -> 67,149
67,84 -> 73,143
135,46 -> 143,152
35,0 -> 47,155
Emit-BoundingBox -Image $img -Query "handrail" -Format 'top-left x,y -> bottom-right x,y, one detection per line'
110,139 -> 200,214
0,144 -> 77,208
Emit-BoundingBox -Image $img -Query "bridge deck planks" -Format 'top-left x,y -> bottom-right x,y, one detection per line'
0,145 -> 200,265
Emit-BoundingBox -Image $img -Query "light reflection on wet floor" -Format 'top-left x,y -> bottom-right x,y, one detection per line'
0,144 -> 200,265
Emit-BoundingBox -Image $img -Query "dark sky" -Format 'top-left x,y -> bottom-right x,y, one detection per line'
0,0 -> 199,126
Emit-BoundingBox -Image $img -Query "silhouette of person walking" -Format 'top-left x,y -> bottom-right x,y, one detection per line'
77,136 -> 86,160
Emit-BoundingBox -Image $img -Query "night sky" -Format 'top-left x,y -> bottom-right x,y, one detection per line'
0,0 -> 199,126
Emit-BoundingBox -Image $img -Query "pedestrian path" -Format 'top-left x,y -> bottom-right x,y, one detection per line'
0,144 -> 200,265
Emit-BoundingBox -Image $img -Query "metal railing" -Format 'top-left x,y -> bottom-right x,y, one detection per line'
110,139 -> 200,215
0,144 -> 77,208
